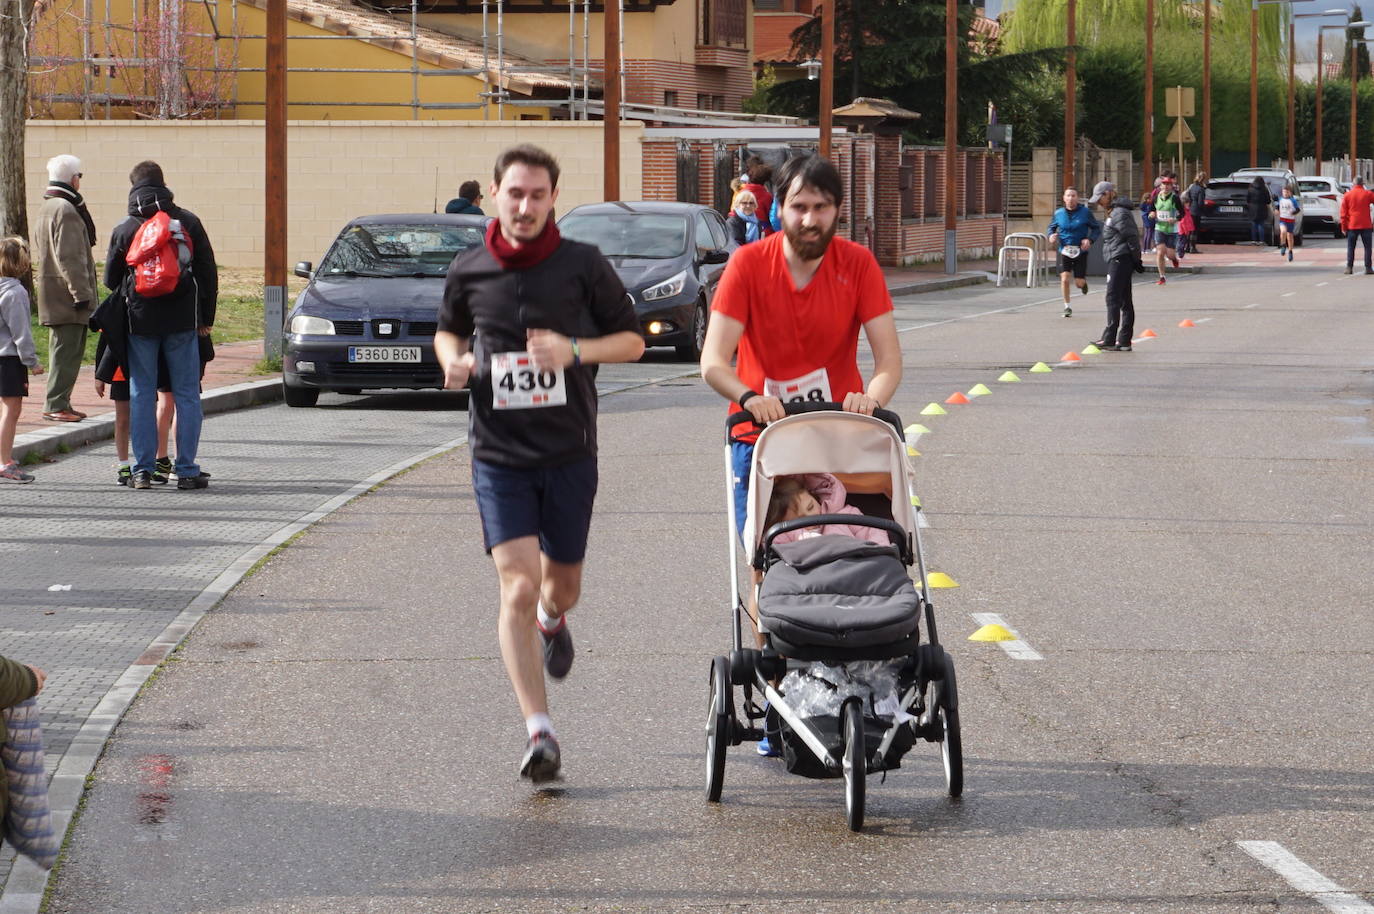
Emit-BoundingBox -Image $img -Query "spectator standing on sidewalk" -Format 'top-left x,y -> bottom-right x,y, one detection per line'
32,155 -> 98,425
103,161 -> 217,491
0,238 -> 45,483
742,159 -> 776,237
1184,172 -> 1207,253
444,180 -> 485,215
1046,187 -> 1100,318
1339,176 -> 1374,274
1246,176 -> 1272,245
1090,182 -> 1142,353
435,144 -> 644,783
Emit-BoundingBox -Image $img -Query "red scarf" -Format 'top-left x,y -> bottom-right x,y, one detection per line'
485,218 -> 562,269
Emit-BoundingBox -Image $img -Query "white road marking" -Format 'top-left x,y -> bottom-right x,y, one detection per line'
1244,303 -> 1260,309
1282,291 -> 1297,297
1195,317 -> 1214,323
1317,281 -> 1330,287
1236,841 -> 1374,913
971,612 -> 1044,661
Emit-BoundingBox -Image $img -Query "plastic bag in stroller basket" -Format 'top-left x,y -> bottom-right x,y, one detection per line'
777,660 -> 913,778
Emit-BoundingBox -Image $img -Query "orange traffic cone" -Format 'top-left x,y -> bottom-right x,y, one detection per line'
945,391 -> 971,405
1061,351 -> 1082,362
1178,319 -> 1196,328
1141,328 -> 1158,338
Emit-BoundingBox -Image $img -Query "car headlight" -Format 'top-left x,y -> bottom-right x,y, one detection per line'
289,315 -> 335,335
640,270 -> 687,303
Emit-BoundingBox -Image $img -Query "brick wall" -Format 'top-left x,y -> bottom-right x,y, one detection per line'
24,120 -> 645,267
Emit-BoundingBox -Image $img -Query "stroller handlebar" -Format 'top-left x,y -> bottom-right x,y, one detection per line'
726,401 -> 904,438
756,514 -> 914,569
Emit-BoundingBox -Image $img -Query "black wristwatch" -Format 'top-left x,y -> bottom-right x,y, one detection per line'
737,390 -> 760,408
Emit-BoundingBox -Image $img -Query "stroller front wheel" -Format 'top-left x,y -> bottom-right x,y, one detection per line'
938,654 -> 964,797
842,699 -> 866,831
705,656 -> 730,803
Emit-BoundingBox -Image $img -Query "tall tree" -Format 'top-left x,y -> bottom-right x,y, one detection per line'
763,0 -> 1063,149
1,0 -> 35,241
1340,4 -> 1372,81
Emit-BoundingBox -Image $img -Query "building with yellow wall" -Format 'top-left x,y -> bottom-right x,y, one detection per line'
27,0 -> 756,120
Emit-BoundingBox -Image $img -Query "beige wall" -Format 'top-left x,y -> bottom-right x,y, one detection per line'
24,121 -> 644,269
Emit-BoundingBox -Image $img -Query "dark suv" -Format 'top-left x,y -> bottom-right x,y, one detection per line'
1197,173 -> 1303,245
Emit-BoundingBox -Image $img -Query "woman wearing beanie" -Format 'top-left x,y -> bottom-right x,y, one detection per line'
33,154 -> 99,423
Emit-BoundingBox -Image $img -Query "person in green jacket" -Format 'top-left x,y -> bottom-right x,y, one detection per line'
0,656 -> 47,828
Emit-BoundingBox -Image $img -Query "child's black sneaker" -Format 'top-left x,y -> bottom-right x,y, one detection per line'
116,464 -> 132,486
155,456 -> 173,477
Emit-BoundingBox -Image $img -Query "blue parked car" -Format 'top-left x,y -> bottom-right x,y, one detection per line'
283,213 -> 488,407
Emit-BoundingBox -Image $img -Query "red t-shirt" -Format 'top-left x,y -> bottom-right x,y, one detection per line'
743,183 -> 775,234
712,232 -> 893,438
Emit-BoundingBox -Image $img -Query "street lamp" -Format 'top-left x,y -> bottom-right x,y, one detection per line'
1304,13 -> 1361,175
1352,31 -> 1373,178
802,58 -> 822,80
1065,0 -> 1076,188
1251,0 -> 1318,168
1286,10 -> 1346,171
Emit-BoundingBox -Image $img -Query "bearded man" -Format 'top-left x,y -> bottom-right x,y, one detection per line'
698,154 -> 903,754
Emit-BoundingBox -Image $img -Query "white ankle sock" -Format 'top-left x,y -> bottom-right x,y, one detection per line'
526,713 -> 554,738
537,600 -> 562,632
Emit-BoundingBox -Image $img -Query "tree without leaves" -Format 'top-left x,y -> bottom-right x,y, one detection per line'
1,0 -> 36,242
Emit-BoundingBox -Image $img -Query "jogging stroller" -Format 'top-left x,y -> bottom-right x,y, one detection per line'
706,402 -> 963,831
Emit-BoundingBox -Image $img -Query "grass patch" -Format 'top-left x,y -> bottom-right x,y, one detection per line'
28,265 -> 307,366
55,440 -> 71,455
252,354 -> 282,375
20,450 -> 44,466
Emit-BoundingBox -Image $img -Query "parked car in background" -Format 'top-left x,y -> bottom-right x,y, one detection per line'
282,213 -> 488,407
1297,176 -> 1344,237
558,201 -> 736,360
1198,173 -> 1303,245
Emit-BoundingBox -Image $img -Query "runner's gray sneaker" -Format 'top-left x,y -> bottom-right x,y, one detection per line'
520,731 -> 561,783
539,617 -> 574,680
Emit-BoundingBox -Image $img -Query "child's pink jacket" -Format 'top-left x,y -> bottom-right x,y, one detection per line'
772,474 -> 890,545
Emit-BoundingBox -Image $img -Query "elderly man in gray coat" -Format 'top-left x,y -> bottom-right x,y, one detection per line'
33,154 -> 99,423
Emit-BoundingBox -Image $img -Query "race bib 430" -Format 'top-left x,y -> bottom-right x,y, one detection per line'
491,351 -> 567,410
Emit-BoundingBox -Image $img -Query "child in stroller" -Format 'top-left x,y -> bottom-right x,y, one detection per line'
764,473 -> 890,546
706,403 -> 964,831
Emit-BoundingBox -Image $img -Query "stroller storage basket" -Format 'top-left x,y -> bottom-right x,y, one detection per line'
758,537 -> 920,660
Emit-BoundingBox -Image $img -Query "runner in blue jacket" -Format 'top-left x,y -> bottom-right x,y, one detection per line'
1046,187 -> 1101,317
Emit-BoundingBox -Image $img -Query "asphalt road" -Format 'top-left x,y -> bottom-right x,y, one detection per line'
40,243 -> 1374,913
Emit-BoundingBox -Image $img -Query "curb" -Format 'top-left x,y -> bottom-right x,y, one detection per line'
12,377 -> 283,465
887,273 -> 991,297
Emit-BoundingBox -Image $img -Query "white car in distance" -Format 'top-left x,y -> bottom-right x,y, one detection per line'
1297,176 -> 1344,237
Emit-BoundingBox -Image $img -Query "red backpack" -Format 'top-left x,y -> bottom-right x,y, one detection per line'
125,211 -> 193,298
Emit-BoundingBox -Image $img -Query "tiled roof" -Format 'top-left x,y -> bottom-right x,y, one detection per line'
754,12 -> 811,64
237,0 -> 586,93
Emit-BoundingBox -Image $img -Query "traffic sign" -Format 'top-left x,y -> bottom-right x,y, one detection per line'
1167,118 -> 1196,144
1165,86 -> 1195,118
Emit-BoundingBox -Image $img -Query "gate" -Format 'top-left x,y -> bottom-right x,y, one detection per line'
676,141 -> 700,204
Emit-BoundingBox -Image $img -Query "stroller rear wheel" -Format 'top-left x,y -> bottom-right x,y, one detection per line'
705,656 -> 730,802
938,653 -> 964,797
842,699 -> 866,831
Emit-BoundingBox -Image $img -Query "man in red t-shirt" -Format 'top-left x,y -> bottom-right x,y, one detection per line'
701,152 -> 901,713
703,153 -> 900,476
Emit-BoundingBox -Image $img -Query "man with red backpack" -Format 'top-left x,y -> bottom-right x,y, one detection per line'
104,161 -> 218,490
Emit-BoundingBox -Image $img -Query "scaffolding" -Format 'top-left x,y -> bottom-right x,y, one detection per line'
26,0 -> 605,120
